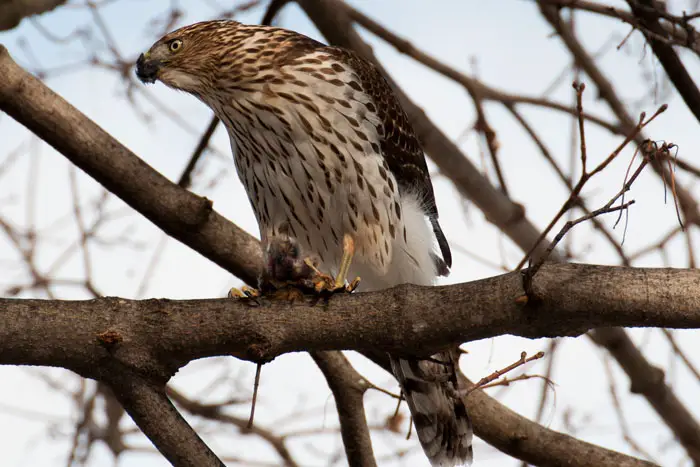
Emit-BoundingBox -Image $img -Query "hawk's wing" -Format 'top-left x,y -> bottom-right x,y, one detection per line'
327,48 -> 452,270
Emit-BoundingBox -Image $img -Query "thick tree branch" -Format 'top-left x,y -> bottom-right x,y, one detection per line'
1,263 -> 699,373
465,368 -> 654,467
177,116 -> 220,189
0,0 -> 67,31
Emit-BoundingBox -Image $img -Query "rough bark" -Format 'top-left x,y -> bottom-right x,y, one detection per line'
1,264 -> 699,374
0,0 -> 67,31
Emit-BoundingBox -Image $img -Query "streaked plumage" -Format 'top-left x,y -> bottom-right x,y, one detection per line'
136,20 -> 472,466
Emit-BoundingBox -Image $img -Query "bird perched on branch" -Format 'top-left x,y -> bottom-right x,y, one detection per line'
136,20 -> 472,466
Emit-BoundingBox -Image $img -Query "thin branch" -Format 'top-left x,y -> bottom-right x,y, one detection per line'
504,104 -> 630,264
602,356 -> 659,462
517,90 -> 665,272
661,329 -> 700,384
174,0 -> 290,192
311,351 -> 377,467
628,225 -> 683,261
167,387 -> 299,467
465,351 -> 545,396
538,2 -> 700,227
177,116 -> 220,189
538,0 -> 700,55
590,328 -> 700,463
533,339 -> 560,424
624,0 -> 700,125
480,373 -> 551,391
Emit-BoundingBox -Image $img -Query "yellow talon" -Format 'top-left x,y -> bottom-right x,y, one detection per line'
346,276 -> 361,293
228,285 -> 261,299
307,234 -> 360,294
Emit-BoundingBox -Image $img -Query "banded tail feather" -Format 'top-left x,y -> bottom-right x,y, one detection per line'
390,350 -> 473,466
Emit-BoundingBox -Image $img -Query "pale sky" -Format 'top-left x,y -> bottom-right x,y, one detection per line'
0,0 -> 699,466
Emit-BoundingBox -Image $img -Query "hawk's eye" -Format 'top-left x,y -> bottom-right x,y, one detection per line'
169,39 -> 183,53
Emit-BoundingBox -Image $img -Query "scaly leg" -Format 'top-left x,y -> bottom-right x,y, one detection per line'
301,234 -> 360,294
335,234 -> 356,289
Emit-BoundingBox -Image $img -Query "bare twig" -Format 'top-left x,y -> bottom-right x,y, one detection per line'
537,0 -> 700,56
516,83 -> 666,273
465,351 -> 546,396
602,356 -> 659,462
167,387 -> 299,467
247,363 -> 262,429
178,116 -> 220,189
662,329 -> 700,384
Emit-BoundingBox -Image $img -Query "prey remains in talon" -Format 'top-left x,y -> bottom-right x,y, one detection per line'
230,234 -> 361,301
264,234 -> 360,298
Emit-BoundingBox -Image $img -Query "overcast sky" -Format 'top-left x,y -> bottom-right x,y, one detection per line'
1,0 -> 699,465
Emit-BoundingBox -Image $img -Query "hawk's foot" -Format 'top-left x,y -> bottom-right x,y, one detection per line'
253,233 -> 361,300
301,257 -> 361,295
227,285 -> 261,299
345,276 -> 362,293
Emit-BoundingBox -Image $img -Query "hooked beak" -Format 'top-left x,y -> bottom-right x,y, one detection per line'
135,53 -> 161,84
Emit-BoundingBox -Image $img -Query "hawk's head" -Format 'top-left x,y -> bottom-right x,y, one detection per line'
136,20 -> 244,94
137,20 -> 327,99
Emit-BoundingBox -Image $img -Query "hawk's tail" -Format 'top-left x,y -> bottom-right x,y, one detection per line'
390,351 -> 473,466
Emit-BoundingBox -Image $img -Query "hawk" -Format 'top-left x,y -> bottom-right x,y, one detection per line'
136,20 -> 473,466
